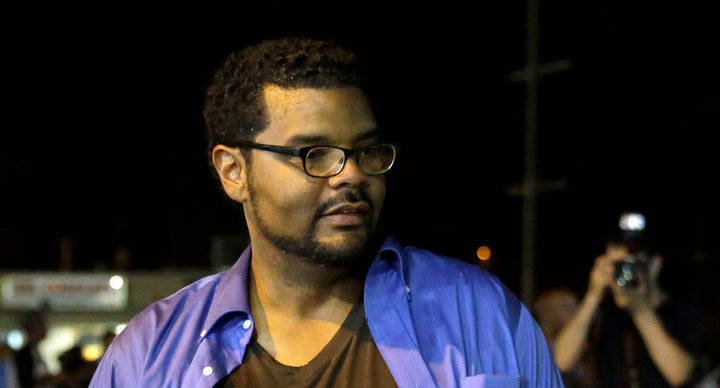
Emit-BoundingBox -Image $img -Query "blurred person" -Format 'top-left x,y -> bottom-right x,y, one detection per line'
1,343 -> 20,388
90,36 -> 564,387
533,286 -> 579,347
55,345 -> 97,388
96,330 -> 117,365
100,331 -> 116,352
553,218 -> 704,387
533,286 -> 593,387
14,311 -> 57,388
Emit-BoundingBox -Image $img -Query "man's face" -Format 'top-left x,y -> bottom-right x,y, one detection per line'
241,85 -> 386,267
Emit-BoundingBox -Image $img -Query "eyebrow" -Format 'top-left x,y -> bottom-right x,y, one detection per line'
285,128 -> 381,146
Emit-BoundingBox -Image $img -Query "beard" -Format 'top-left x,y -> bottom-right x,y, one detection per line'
250,188 -> 382,273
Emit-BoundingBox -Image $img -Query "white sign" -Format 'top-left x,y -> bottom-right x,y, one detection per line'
0,273 -> 128,311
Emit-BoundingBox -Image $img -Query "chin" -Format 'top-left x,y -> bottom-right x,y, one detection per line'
310,233 -> 374,266
323,230 -> 372,250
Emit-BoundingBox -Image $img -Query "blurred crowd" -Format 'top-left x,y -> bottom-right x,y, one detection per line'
0,311 -> 115,388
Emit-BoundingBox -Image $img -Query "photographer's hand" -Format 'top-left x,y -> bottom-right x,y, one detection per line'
601,244 -> 652,311
614,254 -> 696,385
610,268 -> 652,312
588,253 -> 613,295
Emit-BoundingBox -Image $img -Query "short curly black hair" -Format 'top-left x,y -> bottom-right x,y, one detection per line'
203,36 -> 368,168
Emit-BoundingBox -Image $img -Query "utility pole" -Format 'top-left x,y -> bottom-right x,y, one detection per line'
508,0 -> 572,304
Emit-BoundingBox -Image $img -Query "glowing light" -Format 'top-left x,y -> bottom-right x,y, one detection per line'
82,343 -> 105,362
114,324 -> 127,335
7,329 -> 24,350
476,245 -> 491,261
109,275 -> 125,290
619,212 -> 645,231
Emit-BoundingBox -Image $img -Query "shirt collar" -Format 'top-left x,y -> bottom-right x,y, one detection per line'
376,235 -> 411,301
203,245 -> 253,333
200,236 -> 408,333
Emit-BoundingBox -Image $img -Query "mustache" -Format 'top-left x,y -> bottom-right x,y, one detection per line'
315,188 -> 372,216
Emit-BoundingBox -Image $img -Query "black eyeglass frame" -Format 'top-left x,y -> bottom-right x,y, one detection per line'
233,141 -> 398,178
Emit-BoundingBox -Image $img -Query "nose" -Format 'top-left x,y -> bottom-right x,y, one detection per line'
328,153 -> 366,187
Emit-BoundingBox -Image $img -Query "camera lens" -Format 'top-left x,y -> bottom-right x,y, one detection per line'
615,261 -> 636,287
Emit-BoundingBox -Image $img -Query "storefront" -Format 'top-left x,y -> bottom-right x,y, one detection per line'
0,270 -> 210,373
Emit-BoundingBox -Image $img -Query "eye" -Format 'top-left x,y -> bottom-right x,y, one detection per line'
361,146 -> 379,156
306,147 -> 335,161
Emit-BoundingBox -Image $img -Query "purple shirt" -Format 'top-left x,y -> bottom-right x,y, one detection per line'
90,236 -> 564,387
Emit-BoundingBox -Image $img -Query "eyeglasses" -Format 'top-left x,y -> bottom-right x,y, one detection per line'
234,142 -> 398,178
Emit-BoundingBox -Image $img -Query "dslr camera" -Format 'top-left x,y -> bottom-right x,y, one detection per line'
612,212 -> 649,288
614,252 -> 648,288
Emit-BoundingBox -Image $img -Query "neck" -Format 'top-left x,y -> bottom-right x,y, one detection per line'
248,245 -> 366,319
247,248 -> 365,366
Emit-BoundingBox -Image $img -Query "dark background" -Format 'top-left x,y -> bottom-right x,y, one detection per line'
2,3 -> 719,304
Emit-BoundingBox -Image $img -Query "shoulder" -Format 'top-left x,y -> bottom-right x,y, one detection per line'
402,245 -> 506,288
383,242 -> 521,312
92,271 -> 230,385
120,272 -> 223,341
105,272 -> 226,361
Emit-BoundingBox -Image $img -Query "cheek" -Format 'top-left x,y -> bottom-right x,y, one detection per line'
373,185 -> 386,208
250,170 -> 319,219
371,176 -> 387,200
368,181 -> 387,222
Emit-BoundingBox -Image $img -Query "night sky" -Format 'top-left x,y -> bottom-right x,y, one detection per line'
2,3 -> 719,298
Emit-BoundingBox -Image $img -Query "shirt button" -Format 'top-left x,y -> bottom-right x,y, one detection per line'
203,366 -> 213,376
200,330 -> 207,337
242,319 -> 252,329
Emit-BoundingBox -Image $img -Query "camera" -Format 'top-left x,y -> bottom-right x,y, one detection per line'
613,212 -> 649,288
613,253 -> 648,288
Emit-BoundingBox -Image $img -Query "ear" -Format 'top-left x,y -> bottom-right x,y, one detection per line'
212,145 -> 249,203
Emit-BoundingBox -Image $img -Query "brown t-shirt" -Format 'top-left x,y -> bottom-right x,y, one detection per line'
216,301 -> 397,387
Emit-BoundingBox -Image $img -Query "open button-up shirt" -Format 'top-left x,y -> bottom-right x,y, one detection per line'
90,236 -> 564,387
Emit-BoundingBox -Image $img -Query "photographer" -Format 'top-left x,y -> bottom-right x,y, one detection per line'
553,213 -> 703,387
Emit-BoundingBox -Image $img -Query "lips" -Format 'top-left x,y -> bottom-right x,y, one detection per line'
322,202 -> 371,216
321,202 -> 371,226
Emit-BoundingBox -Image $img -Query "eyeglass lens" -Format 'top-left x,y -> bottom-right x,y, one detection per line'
305,144 -> 395,177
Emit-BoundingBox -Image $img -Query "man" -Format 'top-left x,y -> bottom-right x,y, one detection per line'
90,36 -> 563,387
14,311 -> 55,388
553,225 -> 703,387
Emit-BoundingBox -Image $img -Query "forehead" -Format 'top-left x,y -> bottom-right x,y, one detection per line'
259,85 -> 378,143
